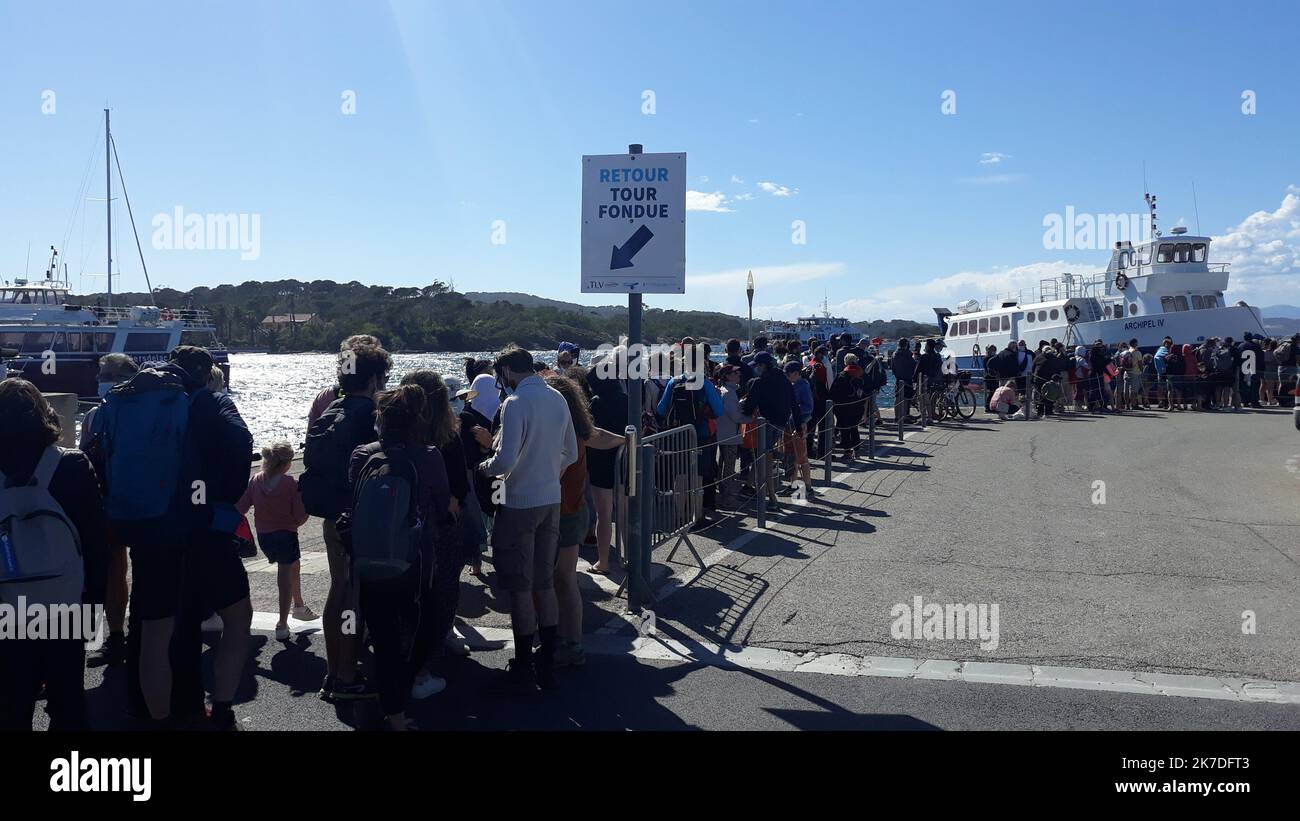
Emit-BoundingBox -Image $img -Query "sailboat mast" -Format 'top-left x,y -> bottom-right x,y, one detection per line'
105,108 -> 113,308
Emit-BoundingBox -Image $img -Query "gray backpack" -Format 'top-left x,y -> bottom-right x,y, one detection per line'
0,447 -> 85,610
347,447 -> 422,582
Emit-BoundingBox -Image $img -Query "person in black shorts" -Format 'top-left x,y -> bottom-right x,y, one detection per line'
129,346 -> 254,730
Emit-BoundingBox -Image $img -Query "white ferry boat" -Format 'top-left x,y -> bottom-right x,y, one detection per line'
762,299 -> 855,344
936,194 -> 1268,370
1,110 -> 228,397
0,250 -> 227,398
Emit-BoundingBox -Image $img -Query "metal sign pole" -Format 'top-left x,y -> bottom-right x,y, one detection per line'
624,142 -> 645,611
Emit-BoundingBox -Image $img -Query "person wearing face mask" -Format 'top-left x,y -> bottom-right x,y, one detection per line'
478,345 -> 578,694
78,353 -> 139,667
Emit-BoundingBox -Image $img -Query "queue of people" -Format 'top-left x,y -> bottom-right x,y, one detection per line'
4,325 -> 1295,731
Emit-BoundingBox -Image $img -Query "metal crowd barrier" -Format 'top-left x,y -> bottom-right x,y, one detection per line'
612,423 -> 706,608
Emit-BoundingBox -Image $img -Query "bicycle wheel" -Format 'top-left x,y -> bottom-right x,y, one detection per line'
955,388 -> 976,419
928,392 -> 948,422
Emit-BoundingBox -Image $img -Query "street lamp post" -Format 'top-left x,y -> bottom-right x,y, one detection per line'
746,270 -> 755,351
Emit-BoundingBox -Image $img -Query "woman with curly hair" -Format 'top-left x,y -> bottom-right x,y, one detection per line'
544,375 -> 625,667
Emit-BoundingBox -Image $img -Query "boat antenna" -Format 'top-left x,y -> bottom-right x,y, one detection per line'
1191,180 -> 1202,235
110,128 -> 156,304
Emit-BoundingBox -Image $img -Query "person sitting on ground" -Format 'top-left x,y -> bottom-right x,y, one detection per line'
991,380 -> 1020,420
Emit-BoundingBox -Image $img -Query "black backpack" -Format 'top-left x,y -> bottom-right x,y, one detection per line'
666,380 -> 709,429
299,395 -> 376,519
861,358 -> 889,391
344,446 -> 421,582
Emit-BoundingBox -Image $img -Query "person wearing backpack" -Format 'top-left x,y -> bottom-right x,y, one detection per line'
307,334 -> 382,427
300,343 -> 392,702
0,379 -> 109,731
88,345 -> 253,729
657,340 -> 725,523
343,385 -> 449,730
478,346 -> 578,694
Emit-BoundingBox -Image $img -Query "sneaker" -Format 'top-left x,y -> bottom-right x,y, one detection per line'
200,614 -> 223,633
444,634 -> 472,656
553,641 -> 586,668
331,675 -> 379,701
318,675 -> 336,702
290,604 -> 319,621
410,671 -> 447,700
274,623 -> 290,641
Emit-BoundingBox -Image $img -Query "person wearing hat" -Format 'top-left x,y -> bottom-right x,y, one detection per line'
782,360 -> 816,494
556,342 -> 580,371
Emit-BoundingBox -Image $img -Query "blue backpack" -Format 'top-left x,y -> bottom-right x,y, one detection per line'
90,369 -> 198,545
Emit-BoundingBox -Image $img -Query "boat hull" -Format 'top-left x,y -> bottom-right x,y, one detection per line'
948,304 -> 1265,369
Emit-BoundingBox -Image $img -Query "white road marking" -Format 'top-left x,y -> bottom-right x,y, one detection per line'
248,611 -> 1300,705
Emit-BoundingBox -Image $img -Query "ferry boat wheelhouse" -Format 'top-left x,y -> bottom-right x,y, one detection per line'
936,197 -> 1267,370
0,270 -> 227,399
762,301 -> 855,344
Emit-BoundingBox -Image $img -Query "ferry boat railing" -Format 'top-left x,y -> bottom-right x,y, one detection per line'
80,305 -> 218,328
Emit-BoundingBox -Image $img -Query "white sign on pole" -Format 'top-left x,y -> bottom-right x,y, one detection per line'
580,152 -> 686,294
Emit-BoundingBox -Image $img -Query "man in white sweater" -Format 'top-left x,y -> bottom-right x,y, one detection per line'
479,346 -> 578,693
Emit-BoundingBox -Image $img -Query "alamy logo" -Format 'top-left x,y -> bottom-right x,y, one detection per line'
151,206 -> 261,260
50,751 -> 152,802
1042,206 -> 1150,250
0,597 -> 104,650
889,595 -> 1000,651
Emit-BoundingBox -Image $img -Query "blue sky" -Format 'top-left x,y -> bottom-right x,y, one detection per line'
1,0 -> 1298,321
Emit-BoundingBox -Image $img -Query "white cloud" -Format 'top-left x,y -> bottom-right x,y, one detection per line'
698,175 -> 710,183
730,175 -> 745,184
758,181 -> 796,197
685,190 -> 734,213
777,189 -> 1300,321
1215,187 -> 1300,302
733,192 -> 755,201
748,118 -> 760,124
980,152 -> 1011,165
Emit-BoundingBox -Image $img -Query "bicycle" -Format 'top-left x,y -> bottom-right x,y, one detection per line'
905,373 -> 976,422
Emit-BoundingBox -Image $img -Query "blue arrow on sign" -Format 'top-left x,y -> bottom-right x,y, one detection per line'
610,224 -> 654,270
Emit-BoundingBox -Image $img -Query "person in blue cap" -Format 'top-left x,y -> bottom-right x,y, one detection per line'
556,342 -> 580,371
